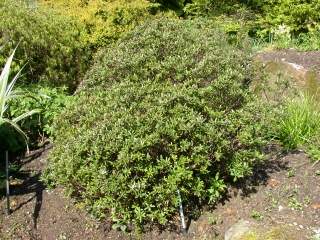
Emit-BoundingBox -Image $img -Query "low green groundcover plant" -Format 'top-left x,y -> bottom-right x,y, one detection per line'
44,19 -> 266,228
5,85 -> 70,151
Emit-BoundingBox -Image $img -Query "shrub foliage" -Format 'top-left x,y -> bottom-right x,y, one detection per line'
39,0 -> 174,47
44,20 -> 265,227
0,0 -> 91,91
257,0 -> 320,34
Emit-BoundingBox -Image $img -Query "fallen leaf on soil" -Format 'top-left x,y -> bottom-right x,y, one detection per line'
10,179 -> 23,186
311,203 -> 320,210
10,200 -> 17,208
267,178 -> 280,188
225,208 -> 236,216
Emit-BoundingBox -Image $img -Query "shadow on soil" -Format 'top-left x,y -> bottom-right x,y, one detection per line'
1,146 -> 50,229
10,171 -> 44,229
2,145 -> 291,237
182,150 -> 291,233
233,152 -> 290,197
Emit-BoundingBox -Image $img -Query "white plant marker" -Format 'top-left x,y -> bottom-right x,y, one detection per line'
177,190 -> 186,234
6,151 -> 10,215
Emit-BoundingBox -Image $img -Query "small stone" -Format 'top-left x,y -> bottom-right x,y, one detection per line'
312,203 -> 320,209
278,205 -> 284,212
293,222 -> 298,226
10,200 -> 17,208
299,225 -> 304,229
225,219 -> 252,240
313,228 -> 320,234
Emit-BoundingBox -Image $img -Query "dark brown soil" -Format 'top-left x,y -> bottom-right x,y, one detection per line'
1,145 -> 320,240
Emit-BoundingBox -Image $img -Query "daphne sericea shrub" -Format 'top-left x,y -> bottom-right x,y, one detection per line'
44,19 -> 265,228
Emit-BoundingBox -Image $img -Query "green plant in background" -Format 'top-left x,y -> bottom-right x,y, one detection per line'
37,0 -> 320,52
44,19 -> 266,228
293,31 -> 320,51
250,210 -> 264,220
39,0 -> 175,48
7,85 -> 69,147
276,94 -> 320,150
257,0 -> 320,36
0,48 -> 39,151
0,0 -> 92,92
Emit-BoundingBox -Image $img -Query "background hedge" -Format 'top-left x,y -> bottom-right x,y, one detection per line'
0,0 -> 91,91
39,0 -> 175,48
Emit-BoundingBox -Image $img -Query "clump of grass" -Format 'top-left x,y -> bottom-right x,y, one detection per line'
240,226 -> 298,240
277,94 -> 320,150
252,31 -> 320,52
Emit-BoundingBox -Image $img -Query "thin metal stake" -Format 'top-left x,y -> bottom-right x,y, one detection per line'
6,151 -> 10,215
177,190 -> 187,234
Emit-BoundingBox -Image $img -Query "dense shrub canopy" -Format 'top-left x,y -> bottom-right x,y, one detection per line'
83,19 -> 251,95
257,0 -> 320,34
151,0 -> 320,35
44,19 -> 265,227
39,0 -> 175,47
0,0 -> 91,91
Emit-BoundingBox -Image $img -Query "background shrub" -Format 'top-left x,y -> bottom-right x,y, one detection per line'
44,19 -> 266,227
152,0 -> 320,43
39,0 -> 174,48
257,0 -> 320,36
37,0 -> 320,49
0,0 -> 91,91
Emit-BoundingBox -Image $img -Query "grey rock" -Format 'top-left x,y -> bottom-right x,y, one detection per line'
225,219 -> 252,240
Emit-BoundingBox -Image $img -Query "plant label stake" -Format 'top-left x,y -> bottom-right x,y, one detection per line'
6,151 -> 10,215
177,190 -> 187,234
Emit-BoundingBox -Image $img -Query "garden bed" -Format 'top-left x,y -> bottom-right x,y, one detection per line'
1,146 -> 320,239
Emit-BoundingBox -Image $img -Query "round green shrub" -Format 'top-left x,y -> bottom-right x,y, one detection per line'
45,19 -> 265,227
0,0 -> 91,91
